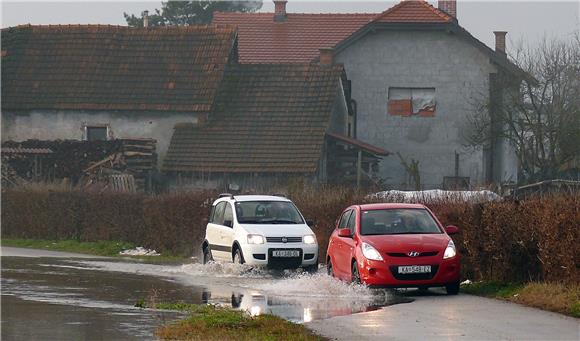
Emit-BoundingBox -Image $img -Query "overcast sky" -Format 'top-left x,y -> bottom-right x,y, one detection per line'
2,1 -> 579,50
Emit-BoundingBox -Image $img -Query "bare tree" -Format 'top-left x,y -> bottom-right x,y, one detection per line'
467,33 -> 580,183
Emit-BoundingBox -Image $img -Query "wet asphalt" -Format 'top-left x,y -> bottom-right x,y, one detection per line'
2,247 -> 578,341
0,247 -> 404,340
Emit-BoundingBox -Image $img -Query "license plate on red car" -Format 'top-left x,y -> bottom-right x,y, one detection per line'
398,265 -> 431,274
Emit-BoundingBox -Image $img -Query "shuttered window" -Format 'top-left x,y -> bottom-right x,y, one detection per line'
388,87 -> 436,117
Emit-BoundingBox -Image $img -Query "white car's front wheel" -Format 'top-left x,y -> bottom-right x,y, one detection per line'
233,248 -> 245,264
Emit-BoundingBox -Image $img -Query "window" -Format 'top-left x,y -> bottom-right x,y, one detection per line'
212,202 -> 226,225
85,126 -> 108,141
234,201 -> 304,224
223,203 -> 233,227
388,87 -> 436,117
346,210 -> 356,234
360,209 -> 442,235
338,210 -> 352,229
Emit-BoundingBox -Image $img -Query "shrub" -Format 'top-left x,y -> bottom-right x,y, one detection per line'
1,188 -> 577,283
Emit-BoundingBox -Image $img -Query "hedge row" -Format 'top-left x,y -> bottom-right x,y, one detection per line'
2,189 -> 577,283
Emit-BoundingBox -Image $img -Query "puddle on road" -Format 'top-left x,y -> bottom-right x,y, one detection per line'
74,258 -> 411,323
2,256 -> 411,339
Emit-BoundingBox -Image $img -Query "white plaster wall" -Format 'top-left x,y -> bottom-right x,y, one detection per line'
1,110 -> 200,166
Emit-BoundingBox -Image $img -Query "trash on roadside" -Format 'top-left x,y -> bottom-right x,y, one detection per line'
119,247 -> 160,256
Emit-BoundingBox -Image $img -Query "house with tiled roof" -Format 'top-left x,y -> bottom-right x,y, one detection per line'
1,24 -> 236,161
1,23 -> 388,190
163,63 -> 389,189
215,0 -> 528,188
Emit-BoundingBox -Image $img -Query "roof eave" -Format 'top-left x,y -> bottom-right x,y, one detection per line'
450,24 -> 537,84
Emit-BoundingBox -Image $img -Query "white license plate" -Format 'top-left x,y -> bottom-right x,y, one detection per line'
398,265 -> 431,274
272,250 -> 300,257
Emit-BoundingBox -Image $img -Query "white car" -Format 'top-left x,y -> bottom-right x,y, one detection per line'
201,194 -> 319,271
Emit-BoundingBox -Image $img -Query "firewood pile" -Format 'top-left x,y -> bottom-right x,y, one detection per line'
1,139 -> 157,191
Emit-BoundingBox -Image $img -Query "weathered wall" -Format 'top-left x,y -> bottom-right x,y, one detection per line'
336,30 -> 516,188
1,110 -> 200,165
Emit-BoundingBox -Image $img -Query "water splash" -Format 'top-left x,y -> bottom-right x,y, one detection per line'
175,261 -> 271,279
253,272 -> 372,298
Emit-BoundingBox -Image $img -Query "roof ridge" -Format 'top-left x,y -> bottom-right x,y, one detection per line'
2,23 -> 236,32
418,0 -> 453,21
371,0 -> 452,23
214,11 -> 378,16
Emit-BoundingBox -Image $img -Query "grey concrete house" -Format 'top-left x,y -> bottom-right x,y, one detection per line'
1,24 -> 237,163
214,0 -> 530,189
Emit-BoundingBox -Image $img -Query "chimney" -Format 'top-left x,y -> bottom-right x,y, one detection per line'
438,0 -> 457,18
274,0 -> 287,22
142,10 -> 149,28
319,48 -> 334,66
494,31 -> 507,55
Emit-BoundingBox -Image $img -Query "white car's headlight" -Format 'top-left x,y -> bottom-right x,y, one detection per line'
443,240 -> 456,259
247,234 -> 265,244
303,234 -> 317,244
362,242 -> 383,261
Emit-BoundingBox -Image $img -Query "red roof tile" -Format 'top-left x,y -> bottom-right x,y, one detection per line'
213,1 -> 453,64
213,12 -> 375,63
372,0 -> 452,23
1,24 -> 236,112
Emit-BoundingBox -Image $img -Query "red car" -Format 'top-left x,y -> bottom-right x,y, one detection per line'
326,203 -> 461,294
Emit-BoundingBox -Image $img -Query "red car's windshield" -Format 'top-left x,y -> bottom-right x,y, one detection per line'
360,208 -> 442,235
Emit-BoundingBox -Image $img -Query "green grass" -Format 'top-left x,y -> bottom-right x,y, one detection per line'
153,304 -> 326,341
1,238 -> 189,263
461,281 -> 523,298
1,238 -> 134,257
462,281 -> 580,317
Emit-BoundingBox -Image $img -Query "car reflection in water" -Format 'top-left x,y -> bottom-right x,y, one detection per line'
201,288 -> 409,323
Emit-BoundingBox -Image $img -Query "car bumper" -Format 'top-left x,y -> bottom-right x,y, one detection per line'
240,243 -> 319,268
357,256 -> 460,288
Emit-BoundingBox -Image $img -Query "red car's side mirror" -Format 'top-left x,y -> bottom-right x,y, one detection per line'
338,228 -> 352,238
445,225 -> 459,235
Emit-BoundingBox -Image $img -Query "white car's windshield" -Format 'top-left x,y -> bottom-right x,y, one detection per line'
361,209 -> 442,235
235,201 -> 304,224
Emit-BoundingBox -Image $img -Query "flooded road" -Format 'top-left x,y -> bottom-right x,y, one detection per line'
1,247 -> 408,340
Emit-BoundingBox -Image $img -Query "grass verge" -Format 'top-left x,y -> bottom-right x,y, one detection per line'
151,304 -> 325,341
462,281 -> 580,317
1,238 -> 188,263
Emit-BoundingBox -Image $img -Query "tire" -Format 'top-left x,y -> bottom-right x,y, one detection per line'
202,245 -> 213,264
233,247 -> 245,265
304,263 -> 318,274
327,260 -> 334,277
351,261 -> 361,284
446,281 -> 460,295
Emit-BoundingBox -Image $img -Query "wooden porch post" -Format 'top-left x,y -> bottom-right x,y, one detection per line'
356,149 -> 362,188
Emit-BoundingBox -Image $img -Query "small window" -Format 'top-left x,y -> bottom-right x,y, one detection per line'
338,210 -> 352,229
209,205 -> 216,222
86,126 -> 108,141
388,87 -> 436,117
212,202 -> 226,225
223,203 -> 233,228
346,211 -> 356,234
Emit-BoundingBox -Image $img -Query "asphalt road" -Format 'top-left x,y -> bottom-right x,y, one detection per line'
307,290 -> 580,340
3,247 -> 579,340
